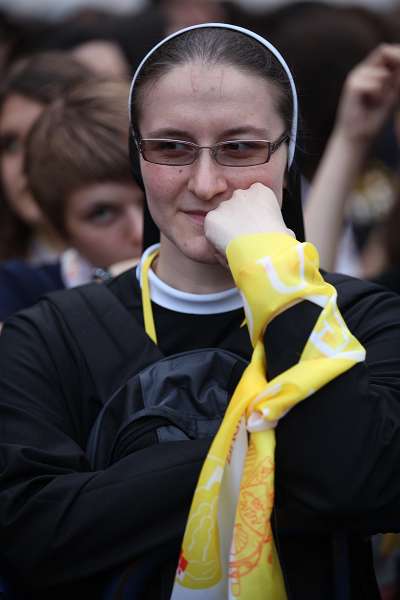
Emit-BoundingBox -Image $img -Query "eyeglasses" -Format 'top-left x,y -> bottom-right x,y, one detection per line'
136,132 -> 289,167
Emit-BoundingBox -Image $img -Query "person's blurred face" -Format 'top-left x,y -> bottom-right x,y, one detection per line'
64,180 -> 143,268
162,0 -> 227,34
71,41 -> 130,81
0,93 -> 44,224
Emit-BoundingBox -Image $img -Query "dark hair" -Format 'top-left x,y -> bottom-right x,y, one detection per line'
131,27 -> 293,136
384,194 -> 400,267
0,51 -> 93,111
25,79 -> 134,237
28,7 -> 167,73
0,52 -> 92,260
263,3 -> 391,181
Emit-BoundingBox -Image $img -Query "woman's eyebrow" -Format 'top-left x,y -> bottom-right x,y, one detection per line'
221,126 -> 270,138
145,128 -> 194,139
144,126 -> 272,139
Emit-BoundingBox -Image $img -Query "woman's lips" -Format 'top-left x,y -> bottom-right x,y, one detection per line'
185,210 -> 208,224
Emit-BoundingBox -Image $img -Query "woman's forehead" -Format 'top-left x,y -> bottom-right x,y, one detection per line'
139,62 -> 284,135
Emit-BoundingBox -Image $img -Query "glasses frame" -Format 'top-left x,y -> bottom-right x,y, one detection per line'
136,131 -> 289,167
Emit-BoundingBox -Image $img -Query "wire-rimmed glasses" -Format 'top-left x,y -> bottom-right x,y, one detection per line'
136,132 -> 289,167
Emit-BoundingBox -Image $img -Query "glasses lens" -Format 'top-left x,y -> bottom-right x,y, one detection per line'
141,140 -> 195,165
216,141 -> 270,166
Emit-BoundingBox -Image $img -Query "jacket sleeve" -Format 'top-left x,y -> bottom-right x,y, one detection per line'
227,233 -> 400,530
0,261 -> 62,321
0,305 -> 209,588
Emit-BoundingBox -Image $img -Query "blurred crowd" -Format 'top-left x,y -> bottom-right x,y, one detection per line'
1,0 -> 400,596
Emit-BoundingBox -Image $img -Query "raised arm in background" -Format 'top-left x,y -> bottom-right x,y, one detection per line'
304,44 -> 400,271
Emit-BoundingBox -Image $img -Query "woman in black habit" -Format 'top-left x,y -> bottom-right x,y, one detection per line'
0,23 -> 399,600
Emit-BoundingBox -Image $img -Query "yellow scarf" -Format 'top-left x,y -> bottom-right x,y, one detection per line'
141,233 -> 365,599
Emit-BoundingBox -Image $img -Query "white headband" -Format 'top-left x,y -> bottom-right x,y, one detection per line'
129,22 -> 298,167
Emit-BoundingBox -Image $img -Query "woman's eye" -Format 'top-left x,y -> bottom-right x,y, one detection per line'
142,139 -> 193,163
222,141 -> 258,155
218,141 -> 268,164
156,141 -> 189,155
87,205 -> 117,225
0,134 -> 22,154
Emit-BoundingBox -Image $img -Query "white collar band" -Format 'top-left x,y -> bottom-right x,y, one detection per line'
128,22 -> 298,167
136,244 -> 243,315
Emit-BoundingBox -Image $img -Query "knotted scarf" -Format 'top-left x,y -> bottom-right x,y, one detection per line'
163,232 -> 366,600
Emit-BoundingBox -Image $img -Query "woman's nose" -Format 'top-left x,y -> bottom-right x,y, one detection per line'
187,150 -> 228,201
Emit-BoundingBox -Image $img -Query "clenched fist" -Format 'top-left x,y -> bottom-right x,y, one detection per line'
204,182 -> 294,256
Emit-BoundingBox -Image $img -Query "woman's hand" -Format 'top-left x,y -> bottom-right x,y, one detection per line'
304,43 -> 400,273
335,43 -> 400,147
204,182 -> 294,257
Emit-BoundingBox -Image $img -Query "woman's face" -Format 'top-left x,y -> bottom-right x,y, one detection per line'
64,180 -> 144,268
138,62 -> 288,266
0,93 -> 44,224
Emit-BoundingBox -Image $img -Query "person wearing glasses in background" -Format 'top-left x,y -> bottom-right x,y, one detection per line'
0,23 -> 399,600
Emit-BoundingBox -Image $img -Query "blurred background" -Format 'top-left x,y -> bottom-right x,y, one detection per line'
0,0 -> 398,21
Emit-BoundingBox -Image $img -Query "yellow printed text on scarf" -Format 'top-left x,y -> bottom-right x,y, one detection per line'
171,233 -> 365,600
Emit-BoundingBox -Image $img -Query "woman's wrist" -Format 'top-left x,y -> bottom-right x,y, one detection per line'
329,127 -> 370,170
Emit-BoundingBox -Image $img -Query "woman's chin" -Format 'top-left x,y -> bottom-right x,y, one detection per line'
160,229 -> 222,266
180,236 -> 221,265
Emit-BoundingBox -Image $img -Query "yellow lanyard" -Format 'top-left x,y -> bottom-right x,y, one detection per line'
140,248 -> 246,346
140,248 -> 159,345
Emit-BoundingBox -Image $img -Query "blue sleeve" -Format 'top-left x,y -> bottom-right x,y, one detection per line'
0,260 -> 63,321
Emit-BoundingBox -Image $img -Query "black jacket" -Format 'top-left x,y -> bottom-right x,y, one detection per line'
0,268 -> 399,599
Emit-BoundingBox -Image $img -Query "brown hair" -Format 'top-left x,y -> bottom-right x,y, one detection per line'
25,78 -> 133,236
0,51 -> 92,259
131,26 -> 293,137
